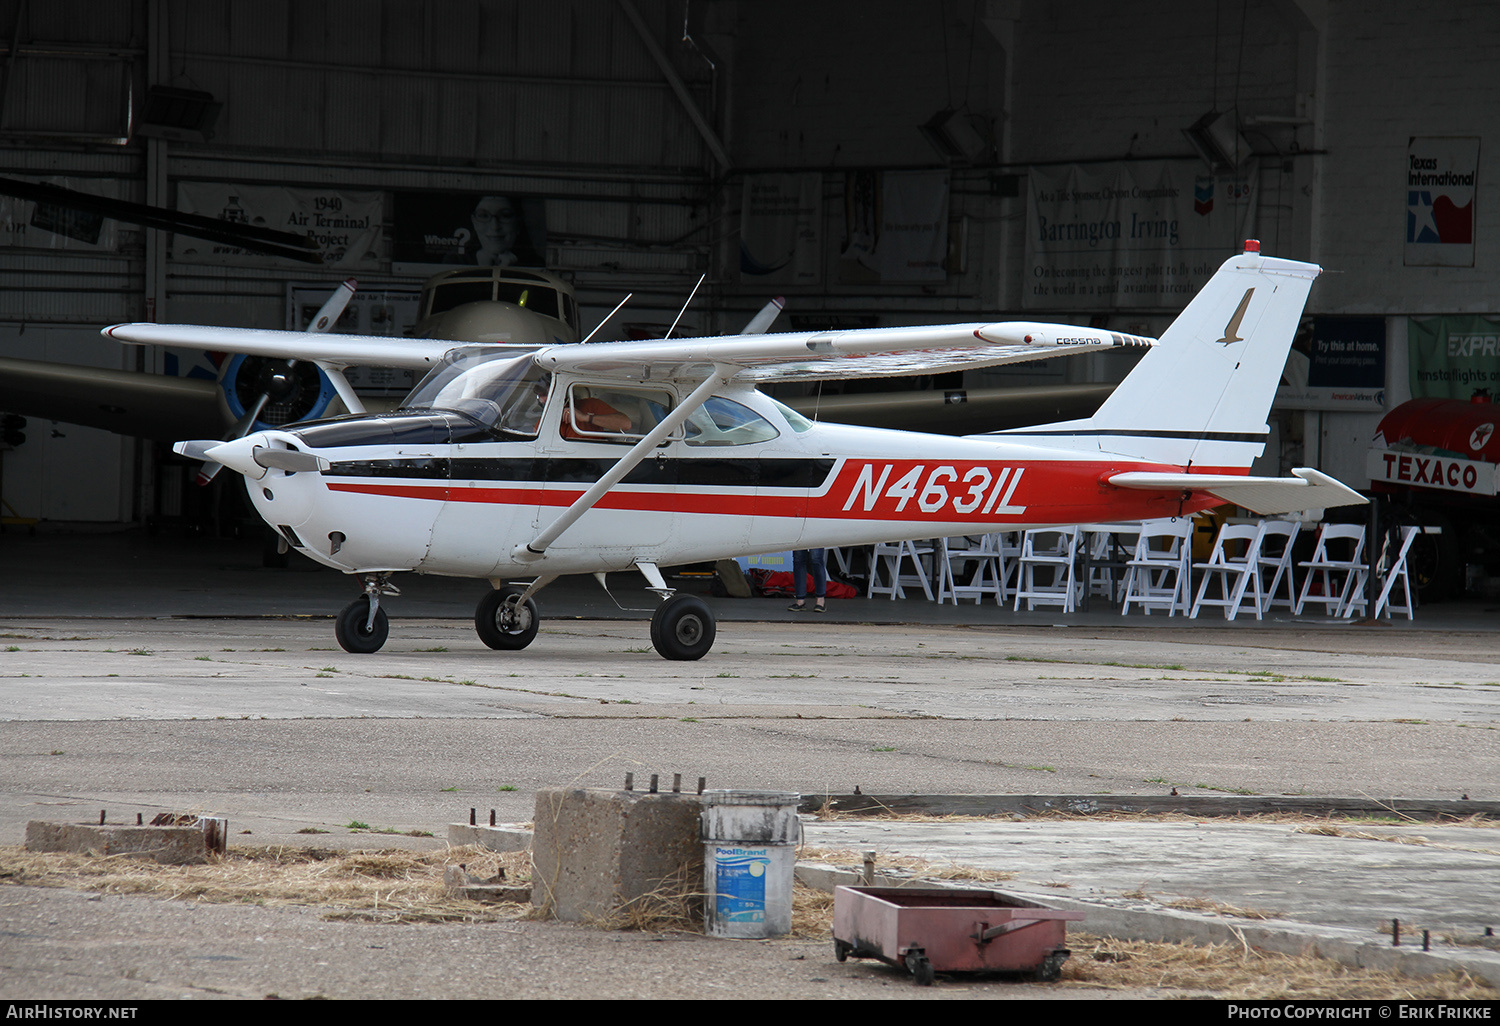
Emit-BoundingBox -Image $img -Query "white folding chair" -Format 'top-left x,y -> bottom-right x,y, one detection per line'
1081,523 -> 1140,606
1345,525 -> 1420,620
994,531 -> 1022,597
936,535 -> 1007,605
1012,528 -> 1080,612
1255,520 -> 1302,614
1190,522 -> 1267,620
1119,518 -> 1194,616
867,539 -> 935,600
1294,524 -> 1366,616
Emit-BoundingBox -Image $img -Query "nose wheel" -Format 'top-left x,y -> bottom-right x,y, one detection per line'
334,595 -> 389,653
650,594 -> 715,661
333,573 -> 398,654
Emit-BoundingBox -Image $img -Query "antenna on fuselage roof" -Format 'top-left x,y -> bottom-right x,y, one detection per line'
580,293 -> 633,344
664,273 -> 706,339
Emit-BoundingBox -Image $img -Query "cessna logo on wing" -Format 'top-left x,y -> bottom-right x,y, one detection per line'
840,462 -> 1027,517
1216,288 -> 1255,345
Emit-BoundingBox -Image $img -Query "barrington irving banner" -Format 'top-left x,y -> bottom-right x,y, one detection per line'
1025,160 -> 1257,312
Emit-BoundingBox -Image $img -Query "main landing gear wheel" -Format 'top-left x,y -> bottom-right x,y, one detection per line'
334,596 -> 389,654
476,586 -> 539,650
650,595 -> 715,661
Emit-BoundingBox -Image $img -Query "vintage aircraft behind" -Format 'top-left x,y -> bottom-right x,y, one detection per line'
103,242 -> 1364,660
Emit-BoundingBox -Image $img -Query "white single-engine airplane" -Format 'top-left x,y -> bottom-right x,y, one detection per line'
104,242 -> 1364,660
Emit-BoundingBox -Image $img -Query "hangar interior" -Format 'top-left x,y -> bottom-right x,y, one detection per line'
0,0 -> 1494,587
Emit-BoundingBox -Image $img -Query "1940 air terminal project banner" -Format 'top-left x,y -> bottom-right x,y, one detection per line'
1025,160 -> 1258,311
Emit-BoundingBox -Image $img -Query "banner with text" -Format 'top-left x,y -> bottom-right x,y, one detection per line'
839,170 -> 949,283
1405,137 -> 1478,268
1276,316 -> 1387,411
173,183 -> 384,269
1025,160 -> 1256,311
0,177 -> 120,252
739,173 -> 823,286
1409,315 -> 1500,399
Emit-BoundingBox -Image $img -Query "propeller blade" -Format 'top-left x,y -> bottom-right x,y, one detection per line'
192,278 -> 354,485
252,447 -> 329,473
174,440 -> 221,462
307,278 -> 357,333
741,297 -> 785,335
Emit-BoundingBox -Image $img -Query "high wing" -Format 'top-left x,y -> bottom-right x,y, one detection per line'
534,322 -> 1155,382
102,323 -> 491,371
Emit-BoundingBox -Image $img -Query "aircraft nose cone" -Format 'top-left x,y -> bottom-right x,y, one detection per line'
203,434 -> 271,480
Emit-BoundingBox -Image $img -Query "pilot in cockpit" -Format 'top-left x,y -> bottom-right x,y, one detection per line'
559,388 -> 631,439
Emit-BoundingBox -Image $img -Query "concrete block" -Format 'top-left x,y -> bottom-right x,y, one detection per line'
531,787 -> 703,924
447,822 -> 532,852
25,820 -> 210,865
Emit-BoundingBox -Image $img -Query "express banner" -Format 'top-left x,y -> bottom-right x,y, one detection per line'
1408,315 -> 1500,399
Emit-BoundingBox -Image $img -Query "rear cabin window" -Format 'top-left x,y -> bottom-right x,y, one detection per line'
683,398 -> 779,446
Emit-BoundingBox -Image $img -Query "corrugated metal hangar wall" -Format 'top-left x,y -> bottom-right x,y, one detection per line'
0,0 -> 1496,524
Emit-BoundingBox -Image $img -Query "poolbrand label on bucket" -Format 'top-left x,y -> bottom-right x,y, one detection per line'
713,846 -> 770,922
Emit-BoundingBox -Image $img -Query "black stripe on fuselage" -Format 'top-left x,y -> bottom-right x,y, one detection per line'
324,457 -> 836,489
994,428 -> 1267,442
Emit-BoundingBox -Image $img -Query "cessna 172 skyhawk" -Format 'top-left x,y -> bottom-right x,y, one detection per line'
104,242 -> 1363,660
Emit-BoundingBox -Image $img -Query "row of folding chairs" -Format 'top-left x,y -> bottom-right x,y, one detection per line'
863,520 -> 1419,620
1191,520 -> 1418,621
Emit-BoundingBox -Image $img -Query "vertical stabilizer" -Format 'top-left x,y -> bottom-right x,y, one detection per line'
999,243 -> 1321,471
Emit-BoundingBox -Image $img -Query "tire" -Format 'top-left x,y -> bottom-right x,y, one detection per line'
476,586 -> 539,650
905,951 -> 935,987
334,596 -> 388,654
833,939 -> 852,963
650,595 -> 716,661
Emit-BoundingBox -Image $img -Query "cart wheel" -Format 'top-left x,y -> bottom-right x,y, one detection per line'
833,939 -> 852,962
1035,948 -> 1070,982
905,951 -> 935,986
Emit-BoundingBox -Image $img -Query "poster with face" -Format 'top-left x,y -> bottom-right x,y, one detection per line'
392,192 -> 547,273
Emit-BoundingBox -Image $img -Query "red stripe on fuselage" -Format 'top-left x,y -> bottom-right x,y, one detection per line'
325,458 -> 1242,524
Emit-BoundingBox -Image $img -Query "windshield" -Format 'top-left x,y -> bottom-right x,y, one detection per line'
399,350 -> 551,437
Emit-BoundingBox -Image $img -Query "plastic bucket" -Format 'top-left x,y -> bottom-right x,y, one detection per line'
701,789 -> 801,938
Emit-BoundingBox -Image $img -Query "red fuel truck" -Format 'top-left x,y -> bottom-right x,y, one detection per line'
1367,391 -> 1500,599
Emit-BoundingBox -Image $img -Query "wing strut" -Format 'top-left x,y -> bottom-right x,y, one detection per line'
513,366 -> 734,563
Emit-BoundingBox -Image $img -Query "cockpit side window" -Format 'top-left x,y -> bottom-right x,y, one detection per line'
563,384 -> 674,444
399,351 -> 550,438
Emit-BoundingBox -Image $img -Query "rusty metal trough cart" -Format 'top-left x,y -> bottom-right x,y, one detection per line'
832,886 -> 1085,986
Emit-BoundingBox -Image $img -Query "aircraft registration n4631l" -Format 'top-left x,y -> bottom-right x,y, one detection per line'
104,242 -> 1364,660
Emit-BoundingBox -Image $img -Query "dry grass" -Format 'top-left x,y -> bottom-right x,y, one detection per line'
0,843 -> 533,924
1055,933 -> 1496,1000
3,843 -> 1496,999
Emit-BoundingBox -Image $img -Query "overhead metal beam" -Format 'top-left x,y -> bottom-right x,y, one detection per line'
616,0 -> 731,172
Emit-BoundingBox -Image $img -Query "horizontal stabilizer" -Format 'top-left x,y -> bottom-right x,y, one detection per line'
1108,467 -> 1367,515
